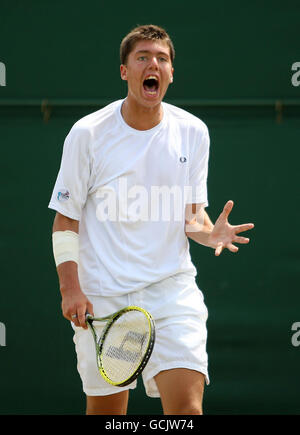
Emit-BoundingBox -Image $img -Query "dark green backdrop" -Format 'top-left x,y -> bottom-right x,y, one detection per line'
0,0 -> 299,415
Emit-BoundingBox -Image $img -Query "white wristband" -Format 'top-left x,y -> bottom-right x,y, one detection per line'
52,230 -> 79,267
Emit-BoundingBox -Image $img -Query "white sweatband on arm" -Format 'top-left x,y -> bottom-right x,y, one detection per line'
52,230 -> 79,267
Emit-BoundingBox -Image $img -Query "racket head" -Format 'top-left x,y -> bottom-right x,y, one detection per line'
96,306 -> 155,387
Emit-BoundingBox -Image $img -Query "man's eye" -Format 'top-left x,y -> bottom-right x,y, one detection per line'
159,57 -> 167,62
138,56 -> 147,61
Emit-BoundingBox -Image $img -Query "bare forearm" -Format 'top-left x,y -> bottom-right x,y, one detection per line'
52,213 -> 93,327
185,210 -> 215,248
57,261 -> 81,295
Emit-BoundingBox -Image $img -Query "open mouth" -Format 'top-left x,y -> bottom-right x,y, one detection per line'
143,75 -> 159,96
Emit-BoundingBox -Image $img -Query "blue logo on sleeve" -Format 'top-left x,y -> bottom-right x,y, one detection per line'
57,189 -> 70,202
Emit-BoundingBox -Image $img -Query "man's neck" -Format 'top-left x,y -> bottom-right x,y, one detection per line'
121,97 -> 163,131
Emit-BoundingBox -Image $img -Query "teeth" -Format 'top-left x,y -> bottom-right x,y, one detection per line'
145,75 -> 158,81
143,75 -> 159,96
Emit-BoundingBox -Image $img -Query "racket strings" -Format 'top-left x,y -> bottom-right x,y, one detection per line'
100,311 -> 150,383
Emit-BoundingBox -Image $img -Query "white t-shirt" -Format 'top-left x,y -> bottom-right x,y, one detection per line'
49,99 -> 210,296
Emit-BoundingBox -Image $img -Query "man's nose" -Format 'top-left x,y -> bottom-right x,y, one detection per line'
149,56 -> 159,69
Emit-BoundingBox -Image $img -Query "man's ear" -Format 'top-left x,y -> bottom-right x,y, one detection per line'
170,67 -> 174,83
120,64 -> 127,81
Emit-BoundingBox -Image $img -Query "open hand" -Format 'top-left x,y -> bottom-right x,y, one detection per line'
208,200 -> 254,256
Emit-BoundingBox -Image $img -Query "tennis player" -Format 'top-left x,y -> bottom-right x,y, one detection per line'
49,24 -> 254,415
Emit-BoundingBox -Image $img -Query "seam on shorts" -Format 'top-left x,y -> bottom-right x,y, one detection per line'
83,383 -> 137,397
143,361 -> 210,395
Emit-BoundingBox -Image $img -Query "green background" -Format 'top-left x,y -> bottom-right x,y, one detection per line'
0,0 -> 299,414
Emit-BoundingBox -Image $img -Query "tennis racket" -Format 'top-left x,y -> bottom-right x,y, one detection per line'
86,306 -> 155,387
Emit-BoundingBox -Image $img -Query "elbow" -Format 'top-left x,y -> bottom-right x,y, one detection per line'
53,212 -> 79,233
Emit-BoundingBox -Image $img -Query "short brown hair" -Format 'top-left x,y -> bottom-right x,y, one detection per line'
120,24 -> 175,65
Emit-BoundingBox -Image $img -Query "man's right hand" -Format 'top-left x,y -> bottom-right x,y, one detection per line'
61,283 -> 94,329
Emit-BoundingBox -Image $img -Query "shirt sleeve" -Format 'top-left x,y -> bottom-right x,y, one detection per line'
48,126 -> 93,220
186,125 -> 210,206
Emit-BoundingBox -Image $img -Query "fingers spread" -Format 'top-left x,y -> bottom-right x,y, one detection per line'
235,223 -> 254,234
215,242 -> 224,256
227,243 -> 239,253
234,236 -> 250,244
222,200 -> 234,219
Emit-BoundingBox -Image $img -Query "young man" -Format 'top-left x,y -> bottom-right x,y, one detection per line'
49,24 -> 254,415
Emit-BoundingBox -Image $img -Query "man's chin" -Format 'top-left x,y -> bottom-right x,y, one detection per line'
140,90 -> 165,107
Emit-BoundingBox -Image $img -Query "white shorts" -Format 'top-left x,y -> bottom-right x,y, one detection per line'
72,272 -> 209,398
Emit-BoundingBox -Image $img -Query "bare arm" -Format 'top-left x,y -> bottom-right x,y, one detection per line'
185,201 -> 254,256
185,203 -> 214,247
52,212 -> 93,328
